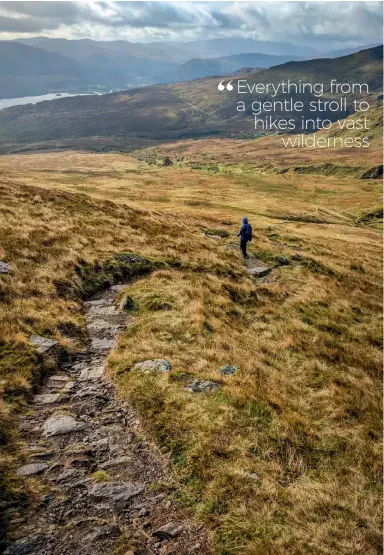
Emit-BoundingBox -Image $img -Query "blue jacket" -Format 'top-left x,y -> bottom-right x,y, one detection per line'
238,218 -> 251,241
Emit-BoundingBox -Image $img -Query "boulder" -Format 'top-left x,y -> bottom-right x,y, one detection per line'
186,380 -> 221,393
16,463 -> 48,476
218,365 -> 239,376
131,359 -> 171,373
43,414 -> 84,437
0,261 -> 10,274
29,335 -> 58,355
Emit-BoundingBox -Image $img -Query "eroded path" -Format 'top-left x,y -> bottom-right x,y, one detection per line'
5,286 -> 209,555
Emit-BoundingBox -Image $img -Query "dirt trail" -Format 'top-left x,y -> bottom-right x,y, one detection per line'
4,285 -> 210,555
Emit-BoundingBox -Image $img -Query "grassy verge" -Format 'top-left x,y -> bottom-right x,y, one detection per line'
0,180 -> 223,546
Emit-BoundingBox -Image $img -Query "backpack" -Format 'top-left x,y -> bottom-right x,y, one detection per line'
246,224 -> 252,242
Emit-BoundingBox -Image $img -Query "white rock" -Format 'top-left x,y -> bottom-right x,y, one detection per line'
153,521 -> 186,539
131,359 -> 171,373
17,463 -> 48,476
91,338 -> 116,351
43,414 -> 84,437
79,366 -> 104,381
33,394 -> 60,404
0,261 -> 10,274
30,335 -> 58,355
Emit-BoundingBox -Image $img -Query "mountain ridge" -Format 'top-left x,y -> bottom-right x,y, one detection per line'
0,46 -> 381,146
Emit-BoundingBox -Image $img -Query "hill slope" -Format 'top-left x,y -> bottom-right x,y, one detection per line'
157,52 -> 302,84
0,41 -> 86,98
0,47 -> 381,145
0,149 -> 381,554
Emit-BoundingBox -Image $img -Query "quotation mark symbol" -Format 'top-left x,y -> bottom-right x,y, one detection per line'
218,80 -> 234,92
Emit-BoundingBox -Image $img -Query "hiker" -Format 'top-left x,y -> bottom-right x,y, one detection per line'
237,217 -> 252,258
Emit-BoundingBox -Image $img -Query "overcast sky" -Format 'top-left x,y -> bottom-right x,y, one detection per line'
0,1 -> 382,50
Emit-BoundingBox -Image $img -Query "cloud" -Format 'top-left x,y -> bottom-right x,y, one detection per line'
0,1 -> 382,50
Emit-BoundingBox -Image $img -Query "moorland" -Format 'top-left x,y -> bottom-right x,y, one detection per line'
0,108 -> 382,553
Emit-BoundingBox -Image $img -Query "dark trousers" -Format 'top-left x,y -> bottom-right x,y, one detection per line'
240,239 -> 248,257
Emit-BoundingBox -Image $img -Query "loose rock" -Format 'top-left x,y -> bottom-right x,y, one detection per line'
30,335 -> 58,355
131,359 -> 171,373
16,463 -> 48,476
91,338 -> 116,351
248,472 -> 261,482
43,414 -> 84,437
79,366 -> 104,381
218,365 -> 239,376
33,394 -> 60,404
186,380 -> 221,393
0,261 -> 10,274
153,521 -> 185,539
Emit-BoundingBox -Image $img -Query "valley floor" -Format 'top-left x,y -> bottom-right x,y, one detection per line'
0,144 -> 382,554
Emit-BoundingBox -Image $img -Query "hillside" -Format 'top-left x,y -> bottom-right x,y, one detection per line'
157,53 -> 301,84
0,47 -> 381,146
0,146 -> 381,554
0,42 -> 86,98
148,104 -> 383,176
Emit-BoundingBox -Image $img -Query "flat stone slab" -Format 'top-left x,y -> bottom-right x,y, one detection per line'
0,261 -> 10,274
79,366 -> 104,381
218,365 -> 239,376
247,266 -> 271,278
87,305 -> 117,315
16,462 -> 48,476
91,338 -> 117,351
185,379 -> 221,393
131,359 -> 171,373
33,394 -> 60,404
43,414 -> 84,437
30,335 -> 58,355
88,481 -> 145,508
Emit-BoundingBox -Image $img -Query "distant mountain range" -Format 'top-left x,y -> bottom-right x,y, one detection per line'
0,37 -> 381,99
0,46 -> 381,147
156,53 -> 302,84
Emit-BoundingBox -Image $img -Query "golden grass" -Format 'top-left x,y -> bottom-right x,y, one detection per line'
0,146 -> 382,554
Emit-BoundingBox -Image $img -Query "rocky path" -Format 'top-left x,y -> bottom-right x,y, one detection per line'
5,285 -> 210,555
